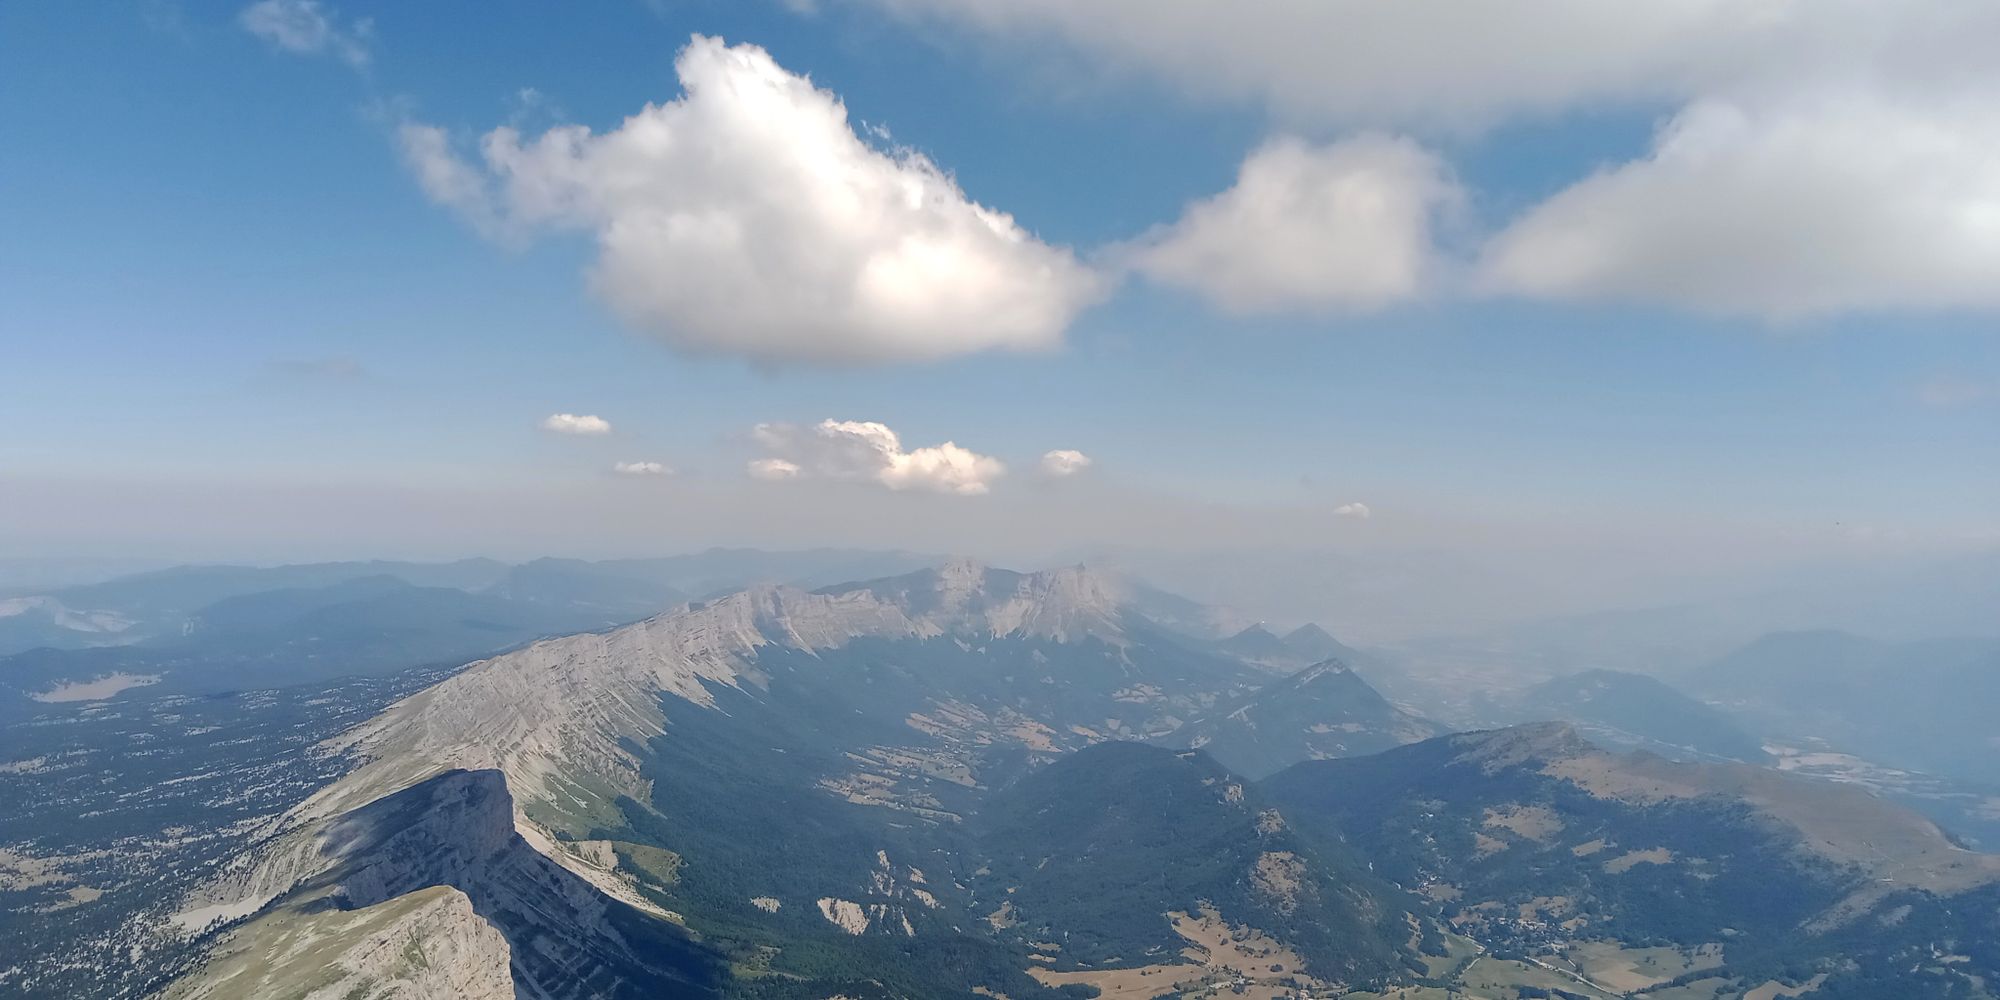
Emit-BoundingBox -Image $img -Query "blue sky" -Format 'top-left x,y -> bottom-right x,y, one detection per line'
2,1 -> 1996,600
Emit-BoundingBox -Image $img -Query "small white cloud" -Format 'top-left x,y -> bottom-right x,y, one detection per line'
399,35 -> 1102,365
1039,449 -> 1093,477
747,458 -> 803,481
542,413 -> 611,435
239,0 -> 372,68
612,461 -> 672,476
749,419 -> 1003,495
1333,502 -> 1372,520
1127,135 -> 1459,313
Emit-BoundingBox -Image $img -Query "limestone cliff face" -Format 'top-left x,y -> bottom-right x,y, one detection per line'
164,884 -> 515,1000
171,769 -> 722,1000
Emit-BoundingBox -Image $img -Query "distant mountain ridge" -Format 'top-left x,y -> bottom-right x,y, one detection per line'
1507,668 -> 1769,763
1281,622 -> 1355,662
1690,629 -> 2000,783
1175,660 -> 1440,778
0,548 -> 945,658
0,577 -> 613,716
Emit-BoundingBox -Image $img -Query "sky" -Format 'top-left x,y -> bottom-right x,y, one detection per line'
2,1 -> 1997,627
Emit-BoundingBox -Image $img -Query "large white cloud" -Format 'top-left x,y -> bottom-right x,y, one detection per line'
1128,135 -> 1458,313
1479,96 -> 2000,318
863,0 -> 1999,129
239,0 -> 372,68
399,36 -> 1102,365
749,419 -> 1004,495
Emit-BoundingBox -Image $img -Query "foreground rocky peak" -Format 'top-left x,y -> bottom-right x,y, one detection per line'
165,882 -> 515,1000
171,769 -> 722,1000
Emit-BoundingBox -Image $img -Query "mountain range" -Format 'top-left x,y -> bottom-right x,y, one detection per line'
3,557 -> 1993,999
1688,629 -> 2000,784
1497,669 -> 1770,764
0,549 -> 950,717
142,561 -> 1443,998
0,548 -> 943,660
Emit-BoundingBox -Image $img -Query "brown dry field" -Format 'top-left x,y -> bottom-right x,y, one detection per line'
1023,906 -> 1316,1000
1026,963 -> 1191,999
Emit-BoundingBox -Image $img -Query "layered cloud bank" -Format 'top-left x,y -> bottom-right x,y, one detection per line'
400,36 -> 1101,365
1479,95 -> 2000,318
865,0 -> 2000,320
377,7 -> 2000,356
865,0 -> 1999,129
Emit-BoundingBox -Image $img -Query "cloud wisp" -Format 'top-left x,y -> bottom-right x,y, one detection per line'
239,0 -> 372,68
1916,375 -> 1990,410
